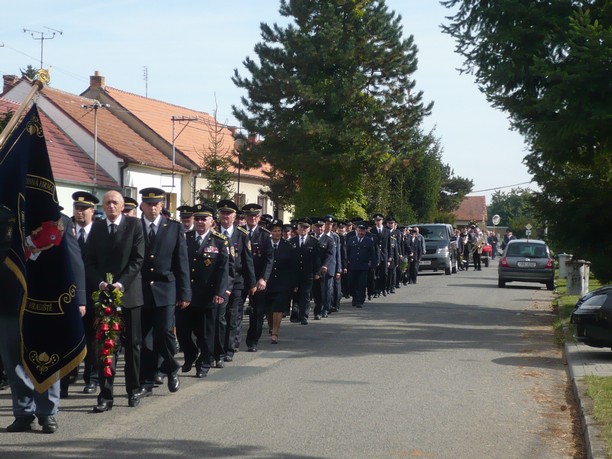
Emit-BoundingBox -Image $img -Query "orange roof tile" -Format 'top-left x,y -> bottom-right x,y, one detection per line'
453,196 -> 487,222
42,87 -> 188,173
0,98 -> 118,188
100,86 -> 267,179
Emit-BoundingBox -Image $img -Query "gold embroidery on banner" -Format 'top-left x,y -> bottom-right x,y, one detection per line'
26,284 -> 76,315
29,351 -> 60,374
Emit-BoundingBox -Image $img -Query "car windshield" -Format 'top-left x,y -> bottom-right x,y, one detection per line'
419,227 -> 447,241
506,243 -> 548,258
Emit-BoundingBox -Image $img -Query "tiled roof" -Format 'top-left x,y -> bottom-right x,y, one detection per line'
0,98 -> 118,188
453,195 -> 487,222
42,87 -> 188,173
100,86 -> 267,179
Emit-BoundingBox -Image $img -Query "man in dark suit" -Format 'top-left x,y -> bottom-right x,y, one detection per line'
289,218 -> 321,324
217,200 -> 256,363
85,190 -> 145,412
311,218 -> 335,320
321,215 -> 342,316
178,204 -> 230,378
346,221 -> 377,307
138,188 -> 191,394
370,213 -> 391,297
60,191 -> 99,398
243,203 -> 273,352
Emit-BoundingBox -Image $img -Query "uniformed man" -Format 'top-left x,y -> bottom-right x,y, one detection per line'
178,204 -> 229,378
346,221 -> 377,308
311,217 -> 335,320
289,218 -> 321,324
122,196 -> 138,217
243,203 -> 273,352
321,215 -> 341,315
60,191 -> 100,398
176,205 -> 194,232
370,213 -> 391,298
385,215 -> 400,294
217,199 -> 256,364
138,187 -> 191,394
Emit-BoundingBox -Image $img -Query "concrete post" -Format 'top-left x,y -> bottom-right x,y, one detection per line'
566,260 -> 591,296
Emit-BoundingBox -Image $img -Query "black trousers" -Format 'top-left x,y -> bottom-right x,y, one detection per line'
224,289 -> 243,357
312,277 -> 322,315
246,291 -> 266,347
140,304 -> 179,388
295,277 -> 313,320
98,305 -> 142,402
349,270 -> 368,305
175,304 -> 215,370
408,260 -> 419,284
213,299 -> 227,361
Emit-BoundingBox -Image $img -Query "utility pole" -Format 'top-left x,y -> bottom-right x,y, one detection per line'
171,116 -> 197,190
143,66 -> 148,98
23,27 -> 63,69
81,101 -> 110,191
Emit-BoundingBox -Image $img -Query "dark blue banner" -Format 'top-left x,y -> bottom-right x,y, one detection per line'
0,105 -> 86,393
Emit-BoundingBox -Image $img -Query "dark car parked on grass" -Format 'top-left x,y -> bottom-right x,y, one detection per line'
498,239 -> 555,290
571,286 -> 612,349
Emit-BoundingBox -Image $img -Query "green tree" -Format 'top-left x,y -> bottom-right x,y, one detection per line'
20,65 -> 37,79
232,0 -> 432,217
487,187 -> 541,238
0,110 -> 14,132
442,1 -> 612,281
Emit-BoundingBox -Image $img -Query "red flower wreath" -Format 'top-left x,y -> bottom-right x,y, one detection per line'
92,273 -> 123,377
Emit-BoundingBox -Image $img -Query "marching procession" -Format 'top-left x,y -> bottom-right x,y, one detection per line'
0,184 -> 490,434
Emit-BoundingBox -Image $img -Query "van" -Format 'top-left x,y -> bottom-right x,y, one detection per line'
410,223 -> 458,275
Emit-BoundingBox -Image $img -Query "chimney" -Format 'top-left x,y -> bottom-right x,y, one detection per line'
2,75 -> 20,94
89,71 -> 106,89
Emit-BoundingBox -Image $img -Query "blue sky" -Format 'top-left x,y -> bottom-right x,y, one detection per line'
1,0 -> 534,202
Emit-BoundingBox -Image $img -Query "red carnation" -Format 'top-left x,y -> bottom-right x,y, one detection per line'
100,323 -> 110,332
104,357 -> 113,366
103,366 -> 113,377
111,322 -> 120,331
101,348 -> 110,356
104,306 -> 113,315
96,331 -> 104,340
104,338 -> 114,349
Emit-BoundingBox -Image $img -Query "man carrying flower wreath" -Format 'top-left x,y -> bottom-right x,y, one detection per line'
85,191 -> 145,413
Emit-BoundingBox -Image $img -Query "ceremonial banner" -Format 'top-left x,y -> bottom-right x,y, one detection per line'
0,105 -> 86,392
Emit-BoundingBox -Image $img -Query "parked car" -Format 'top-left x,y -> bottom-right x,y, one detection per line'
497,239 -> 555,290
411,223 -> 458,275
570,286 -> 612,349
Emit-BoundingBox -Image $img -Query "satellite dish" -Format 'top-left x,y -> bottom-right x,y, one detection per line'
492,214 -> 500,225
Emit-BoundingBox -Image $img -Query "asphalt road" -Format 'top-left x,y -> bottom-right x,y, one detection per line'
0,261 -> 581,458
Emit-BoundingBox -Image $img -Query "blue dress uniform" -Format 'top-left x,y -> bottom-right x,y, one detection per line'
289,219 -> 321,324
312,218 -> 336,319
370,214 -> 391,297
178,208 -> 230,377
346,228 -> 377,307
139,192 -> 191,391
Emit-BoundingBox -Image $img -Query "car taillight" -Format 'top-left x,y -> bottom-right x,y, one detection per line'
500,256 -> 508,267
545,258 -> 554,269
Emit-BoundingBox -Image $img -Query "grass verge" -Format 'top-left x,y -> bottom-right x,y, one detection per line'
585,375 -> 612,453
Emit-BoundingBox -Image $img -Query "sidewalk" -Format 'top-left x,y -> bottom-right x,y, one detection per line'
565,340 -> 612,459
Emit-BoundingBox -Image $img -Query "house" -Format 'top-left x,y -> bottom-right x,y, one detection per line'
81,71 -> 280,217
2,75 -> 189,213
453,195 -> 487,228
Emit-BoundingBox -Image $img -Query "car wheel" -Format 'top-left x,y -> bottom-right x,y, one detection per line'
546,281 -> 554,291
445,266 -> 451,275
484,258 -> 489,268
498,279 -> 505,288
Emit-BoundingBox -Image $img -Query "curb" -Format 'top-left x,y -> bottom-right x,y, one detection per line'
564,341 -> 608,459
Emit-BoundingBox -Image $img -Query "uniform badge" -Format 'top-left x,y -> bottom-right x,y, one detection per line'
230,246 -> 235,257
204,258 -> 212,267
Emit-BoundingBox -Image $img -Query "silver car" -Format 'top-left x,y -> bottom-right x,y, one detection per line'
498,239 -> 555,290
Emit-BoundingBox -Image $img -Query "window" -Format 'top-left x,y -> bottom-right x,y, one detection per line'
198,189 -> 212,201
257,196 -> 268,214
234,193 -> 246,208
123,186 -> 137,199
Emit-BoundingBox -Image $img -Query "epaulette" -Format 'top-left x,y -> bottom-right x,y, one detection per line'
260,227 -> 271,234
308,234 -> 317,239
212,230 -> 227,240
237,226 -> 249,235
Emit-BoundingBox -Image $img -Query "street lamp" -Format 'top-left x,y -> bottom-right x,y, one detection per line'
233,137 -> 247,203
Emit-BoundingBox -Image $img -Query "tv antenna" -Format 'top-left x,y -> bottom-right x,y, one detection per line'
23,26 -> 63,69
143,66 -> 148,98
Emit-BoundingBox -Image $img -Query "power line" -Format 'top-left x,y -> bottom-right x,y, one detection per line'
471,181 -> 534,193
23,27 -> 63,69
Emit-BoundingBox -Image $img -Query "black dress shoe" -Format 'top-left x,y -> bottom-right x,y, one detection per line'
6,416 -> 34,432
224,355 -> 233,362
356,303 -> 363,308
128,388 -> 150,408
83,383 -> 97,394
321,312 -> 328,318
38,415 -> 58,434
247,345 -> 257,352
168,374 -> 180,393
181,361 -> 194,373
314,315 -> 321,320
195,368 -> 208,378
93,400 -> 113,413
153,373 -> 164,385
329,307 -> 338,313
300,319 -> 308,325
215,360 -> 224,369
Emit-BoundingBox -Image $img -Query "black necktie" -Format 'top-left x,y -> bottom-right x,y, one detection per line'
196,235 -> 203,246
274,242 -> 278,250
223,229 -> 229,238
78,228 -> 86,249
109,223 -> 117,237
300,236 -> 304,247
149,223 -> 156,245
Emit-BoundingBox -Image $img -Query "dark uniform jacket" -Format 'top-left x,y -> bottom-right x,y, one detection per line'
370,226 -> 391,265
267,239 -> 298,293
290,234 -> 321,281
186,229 -> 230,308
141,216 -> 191,306
225,225 -> 256,292
346,235 -> 377,271
317,233 -> 336,275
85,216 -> 144,309
389,235 -> 400,269
247,226 -> 273,281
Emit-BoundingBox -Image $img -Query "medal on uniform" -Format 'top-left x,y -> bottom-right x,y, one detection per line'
204,258 -> 212,266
